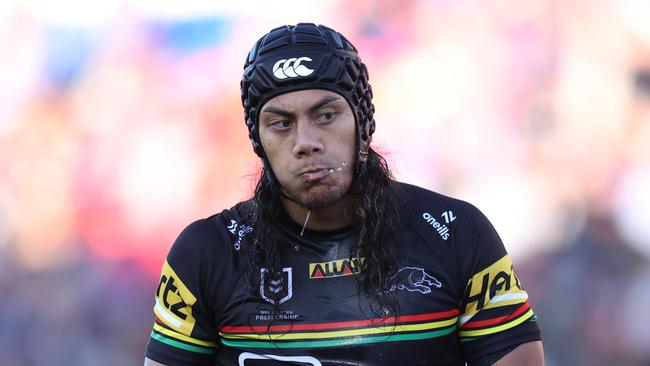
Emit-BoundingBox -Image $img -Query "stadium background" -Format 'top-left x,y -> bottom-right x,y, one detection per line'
1,0 -> 649,365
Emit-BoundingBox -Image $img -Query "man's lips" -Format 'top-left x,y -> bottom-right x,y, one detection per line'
299,168 -> 332,183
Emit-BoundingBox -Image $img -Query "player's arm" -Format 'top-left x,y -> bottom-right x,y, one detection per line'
455,204 -> 543,365
144,357 -> 167,366
145,219 -> 227,365
493,340 -> 544,366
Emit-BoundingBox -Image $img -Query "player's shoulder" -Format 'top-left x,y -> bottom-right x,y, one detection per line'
183,199 -> 254,233
393,180 -> 493,244
170,199 -> 256,259
393,181 -> 482,218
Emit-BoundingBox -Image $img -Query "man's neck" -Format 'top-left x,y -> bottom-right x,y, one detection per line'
281,196 -> 355,232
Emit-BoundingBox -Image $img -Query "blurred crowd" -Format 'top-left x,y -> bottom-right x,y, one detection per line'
0,0 -> 649,365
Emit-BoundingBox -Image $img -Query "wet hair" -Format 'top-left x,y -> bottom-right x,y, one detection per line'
246,148 -> 402,317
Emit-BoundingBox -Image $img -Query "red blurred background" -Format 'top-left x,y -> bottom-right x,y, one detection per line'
1,1 -> 649,365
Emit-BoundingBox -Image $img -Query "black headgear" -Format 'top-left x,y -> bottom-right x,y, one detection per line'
240,23 -> 375,160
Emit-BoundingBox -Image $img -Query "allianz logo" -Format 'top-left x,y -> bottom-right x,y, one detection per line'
272,56 -> 314,79
422,212 -> 450,240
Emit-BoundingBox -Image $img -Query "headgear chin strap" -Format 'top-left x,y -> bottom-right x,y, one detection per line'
240,23 -> 376,183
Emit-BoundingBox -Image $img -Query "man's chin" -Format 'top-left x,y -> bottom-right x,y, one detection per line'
292,186 -> 346,210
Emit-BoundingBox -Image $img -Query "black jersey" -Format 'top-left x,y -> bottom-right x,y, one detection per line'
145,182 -> 541,365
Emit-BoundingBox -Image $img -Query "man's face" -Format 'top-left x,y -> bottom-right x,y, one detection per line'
258,89 -> 357,209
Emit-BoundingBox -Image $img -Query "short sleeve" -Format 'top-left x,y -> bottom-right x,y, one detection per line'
456,206 -> 541,363
145,219 -> 226,365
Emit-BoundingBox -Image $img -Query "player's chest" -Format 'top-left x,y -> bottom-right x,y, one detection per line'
220,230 -> 460,333
214,233 -> 463,365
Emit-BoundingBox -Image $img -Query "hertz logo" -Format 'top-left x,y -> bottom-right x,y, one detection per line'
153,260 -> 197,335
272,57 -> 314,79
461,255 -> 528,316
309,258 -> 365,279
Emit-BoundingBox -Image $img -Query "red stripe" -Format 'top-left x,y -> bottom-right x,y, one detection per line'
220,309 -> 460,333
461,302 -> 530,329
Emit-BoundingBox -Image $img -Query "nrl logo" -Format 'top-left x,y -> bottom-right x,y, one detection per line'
260,268 -> 293,304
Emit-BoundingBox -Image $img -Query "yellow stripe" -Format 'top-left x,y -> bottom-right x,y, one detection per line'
484,296 -> 527,311
153,323 -> 217,348
220,317 -> 458,341
459,309 -> 534,337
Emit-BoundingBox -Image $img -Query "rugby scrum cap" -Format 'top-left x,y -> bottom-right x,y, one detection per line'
241,23 -> 376,159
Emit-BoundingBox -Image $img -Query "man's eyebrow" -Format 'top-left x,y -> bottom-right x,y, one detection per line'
260,95 -> 342,117
260,106 -> 293,118
308,95 -> 341,113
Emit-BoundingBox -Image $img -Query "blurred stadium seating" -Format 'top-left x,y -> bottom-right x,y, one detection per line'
0,0 -> 649,364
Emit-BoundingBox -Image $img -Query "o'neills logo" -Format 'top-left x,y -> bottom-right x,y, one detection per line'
309,258 -> 365,279
422,212 -> 450,240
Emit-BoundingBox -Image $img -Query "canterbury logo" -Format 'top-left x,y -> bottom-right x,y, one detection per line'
272,57 -> 314,79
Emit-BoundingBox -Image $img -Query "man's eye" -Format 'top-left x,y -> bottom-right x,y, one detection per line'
270,120 -> 291,129
316,111 -> 336,123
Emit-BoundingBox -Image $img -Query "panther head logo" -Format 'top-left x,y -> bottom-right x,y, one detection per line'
387,267 -> 442,294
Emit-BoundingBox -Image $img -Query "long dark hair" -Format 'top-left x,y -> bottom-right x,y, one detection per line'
246,148 -> 402,317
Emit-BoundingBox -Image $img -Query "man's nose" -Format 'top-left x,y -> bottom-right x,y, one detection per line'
292,118 -> 323,157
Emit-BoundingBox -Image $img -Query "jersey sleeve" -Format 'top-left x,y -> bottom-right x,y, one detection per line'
145,218 -> 229,365
456,205 -> 541,363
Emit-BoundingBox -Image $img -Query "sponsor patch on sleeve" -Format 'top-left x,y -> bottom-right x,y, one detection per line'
458,255 -> 536,339
460,255 -> 528,320
153,260 -> 198,336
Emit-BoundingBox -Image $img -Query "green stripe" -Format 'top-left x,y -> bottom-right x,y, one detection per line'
150,331 -> 216,354
221,325 -> 456,349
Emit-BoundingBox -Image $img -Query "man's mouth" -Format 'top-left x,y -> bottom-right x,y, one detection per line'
297,162 -> 348,184
300,168 -> 331,183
